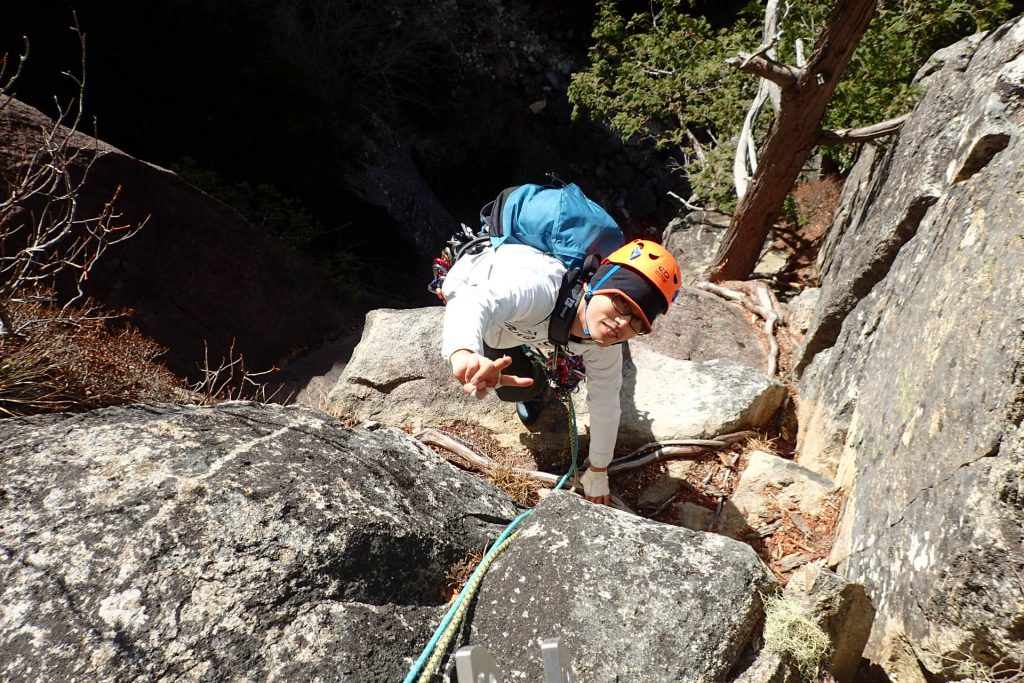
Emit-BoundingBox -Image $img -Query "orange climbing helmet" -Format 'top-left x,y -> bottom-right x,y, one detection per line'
586,239 -> 681,330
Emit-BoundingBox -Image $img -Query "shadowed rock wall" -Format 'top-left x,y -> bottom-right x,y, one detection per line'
0,96 -> 352,378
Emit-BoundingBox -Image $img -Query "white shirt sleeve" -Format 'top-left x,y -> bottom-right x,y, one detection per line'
579,344 -> 623,469
440,247 -> 558,362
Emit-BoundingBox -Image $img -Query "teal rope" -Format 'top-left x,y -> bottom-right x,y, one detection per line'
403,395 -> 580,682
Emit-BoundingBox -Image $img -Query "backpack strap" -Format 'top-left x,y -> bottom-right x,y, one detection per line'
480,185 -> 523,239
548,254 -> 600,347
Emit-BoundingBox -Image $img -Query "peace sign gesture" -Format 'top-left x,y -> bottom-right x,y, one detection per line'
449,350 -> 534,399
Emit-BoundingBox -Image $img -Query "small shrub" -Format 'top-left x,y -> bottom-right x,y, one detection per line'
0,296 -> 190,417
763,592 -> 833,681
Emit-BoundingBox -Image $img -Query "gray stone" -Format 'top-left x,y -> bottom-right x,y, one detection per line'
674,501 -> 715,532
325,307 -> 787,458
342,114 -> 456,257
729,451 -> 836,530
798,16 -> 1024,680
784,565 -> 874,683
644,285 -> 769,371
638,460 -> 695,507
795,346 -> 857,482
785,287 -> 820,335
0,402 -> 519,682
796,20 -> 1024,376
463,492 -> 777,682
753,250 -> 789,278
730,649 -> 797,683
662,210 -> 731,285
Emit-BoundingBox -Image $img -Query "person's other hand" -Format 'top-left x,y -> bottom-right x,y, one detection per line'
449,350 -> 533,399
579,467 -> 610,505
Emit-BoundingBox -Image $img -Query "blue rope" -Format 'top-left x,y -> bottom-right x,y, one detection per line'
403,397 -> 580,682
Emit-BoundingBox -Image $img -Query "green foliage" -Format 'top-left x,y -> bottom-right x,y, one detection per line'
569,0 -> 759,151
570,0 -> 1016,209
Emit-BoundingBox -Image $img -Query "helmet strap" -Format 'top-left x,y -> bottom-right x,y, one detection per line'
581,264 -> 619,337
582,290 -> 592,336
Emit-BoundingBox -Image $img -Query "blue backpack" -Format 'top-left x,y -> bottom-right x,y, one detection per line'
482,183 -> 624,271
427,182 -> 624,348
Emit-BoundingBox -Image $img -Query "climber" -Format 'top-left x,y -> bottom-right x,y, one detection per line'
440,238 -> 681,506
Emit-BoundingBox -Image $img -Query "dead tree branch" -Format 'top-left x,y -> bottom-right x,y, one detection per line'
414,428 -> 561,485
726,54 -> 800,88
697,281 -> 783,377
816,112 -> 910,145
734,0 -> 787,199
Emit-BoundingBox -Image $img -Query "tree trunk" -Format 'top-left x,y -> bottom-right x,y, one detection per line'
705,0 -> 878,282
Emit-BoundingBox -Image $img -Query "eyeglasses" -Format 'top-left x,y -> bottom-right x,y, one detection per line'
610,294 -> 650,335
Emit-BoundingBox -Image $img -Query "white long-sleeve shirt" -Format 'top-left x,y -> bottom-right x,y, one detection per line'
440,244 -> 622,468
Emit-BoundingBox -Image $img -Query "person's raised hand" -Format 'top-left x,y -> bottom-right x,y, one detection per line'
449,350 -> 533,399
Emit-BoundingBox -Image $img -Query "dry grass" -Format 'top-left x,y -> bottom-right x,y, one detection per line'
0,295 -> 191,417
743,433 -> 780,457
442,548 -> 484,603
486,464 -> 540,507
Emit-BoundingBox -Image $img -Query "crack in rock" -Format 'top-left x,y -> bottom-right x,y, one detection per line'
350,374 -> 426,394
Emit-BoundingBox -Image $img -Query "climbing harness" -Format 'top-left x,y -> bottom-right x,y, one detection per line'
524,345 -> 586,400
403,395 -> 582,683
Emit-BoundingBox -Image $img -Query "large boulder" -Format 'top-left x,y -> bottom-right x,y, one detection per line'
798,17 -> 1024,680
461,492 -> 777,682
643,285 -> 769,371
0,96 -> 353,379
325,307 -> 786,457
0,402 -> 519,682
663,209 -> 732,285
733,565 -> 874,683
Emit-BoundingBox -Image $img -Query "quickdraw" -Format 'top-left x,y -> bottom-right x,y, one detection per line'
428,224 -> 489,295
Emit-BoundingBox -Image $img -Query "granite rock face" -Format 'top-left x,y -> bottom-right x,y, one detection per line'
643,285 -> 769,371
0,402 -> 519,682
797,16 -> 1024,680
463,492 -> 777,683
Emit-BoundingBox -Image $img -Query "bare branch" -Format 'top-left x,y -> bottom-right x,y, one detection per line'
696,281 -> 783,377
683,125 -> 709,168
414,428 -> 561,485
816,113 -> 910,145
0,37 -> 30,115
0,21 -> 146,328
734,0 -> 789,199
190,339 -> 282,404
740,0 -> 790,67
727,54 -> 801,88
666,191 -> 704,211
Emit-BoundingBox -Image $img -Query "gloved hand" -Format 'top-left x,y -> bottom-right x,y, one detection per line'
579,467 -> 610,505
